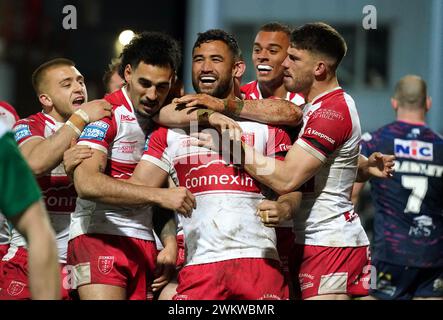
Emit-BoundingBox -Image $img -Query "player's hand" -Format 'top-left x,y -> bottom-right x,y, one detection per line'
190,112 -> 243,148
256,199 -> 293,228
63,138 -> 92,179
152,241 -> 177,293
158,187 -> 196,217
367,152 -> 395,178
190,128 -> 245,166
174,93 -> 224,112
190,130 -> 220,152
208,112 -> 243,142
79,99 -> 112,123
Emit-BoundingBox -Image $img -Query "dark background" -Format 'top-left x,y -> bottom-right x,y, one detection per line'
0,0 -> 187,118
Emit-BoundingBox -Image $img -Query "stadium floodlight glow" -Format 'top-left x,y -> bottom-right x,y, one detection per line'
118,30 -> 135,46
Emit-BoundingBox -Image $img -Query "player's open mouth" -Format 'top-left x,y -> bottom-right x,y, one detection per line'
72,97 -> 85,107
257,64 -> 273,75
200,76 -> 217,84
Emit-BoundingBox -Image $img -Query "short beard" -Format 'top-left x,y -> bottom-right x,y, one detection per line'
192,77 -> 233,99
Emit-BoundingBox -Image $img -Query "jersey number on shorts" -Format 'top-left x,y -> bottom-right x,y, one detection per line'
401,175 -> 428,214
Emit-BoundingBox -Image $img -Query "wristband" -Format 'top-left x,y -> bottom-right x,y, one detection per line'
75,109 -> 90,124
67,113 -> 87,131
65,120 -> 82,136
197,109 -> 215,123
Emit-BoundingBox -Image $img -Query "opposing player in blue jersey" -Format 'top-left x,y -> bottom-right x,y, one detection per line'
353,75 -> 443,300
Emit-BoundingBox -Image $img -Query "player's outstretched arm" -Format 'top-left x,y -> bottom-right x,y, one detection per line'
17,100 -> 111,176
174,94 -> 303,127
355,152 -> 395,182
129,159 -> 196,217
73,149 -> 194,216
241,142 -> 323,195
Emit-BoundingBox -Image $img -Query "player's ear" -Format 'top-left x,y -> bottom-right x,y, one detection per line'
39,93 -> 53,112
391,98 -> 398,111
124,64 -> 133,83
233,60 -> 246,79
425,96 -> 432,112
314,60 -> 327,79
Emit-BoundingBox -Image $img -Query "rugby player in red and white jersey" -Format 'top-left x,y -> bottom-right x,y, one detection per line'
233,22 -> 378,300
129,29 -> 303,300
0,58 -> 112,300
241,22 -> 305,297
68,32 -> 197,300
0,101 -> 20,260
241,22 -> 304,106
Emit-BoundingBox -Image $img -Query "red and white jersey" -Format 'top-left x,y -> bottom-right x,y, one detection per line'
141,122 -> 292,266
0,101 -> 19,129
295,87 -> 369,247
241,80 -> 303,228
241,80 -> 305,106
70,87 -> 155,242
9,112 -> 76,263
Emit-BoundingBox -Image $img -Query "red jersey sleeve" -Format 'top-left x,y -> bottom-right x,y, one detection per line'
77,115 -> 117,154
13,116 -> 45,146
266,126 -> 292,160
141,126 -> 170,173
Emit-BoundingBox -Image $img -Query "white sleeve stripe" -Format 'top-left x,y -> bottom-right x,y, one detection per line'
141,154 -> 170,173
17,136 -> 44,147
77,141 -> 108,154
296,139 -> 327,163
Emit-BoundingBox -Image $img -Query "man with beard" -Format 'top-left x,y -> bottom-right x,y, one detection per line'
68,32 -> 196,300
129,29 -> 303,300
223,22 -> 392,300
0,58 -> 111,300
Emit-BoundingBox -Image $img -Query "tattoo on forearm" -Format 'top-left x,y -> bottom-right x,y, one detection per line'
224,98 -> 244,116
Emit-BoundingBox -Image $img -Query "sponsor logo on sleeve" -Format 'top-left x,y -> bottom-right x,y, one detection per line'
305,127 -> 336,145
80,121 -> 109,141
13,124 -> 32,141
394,139 -> 433,161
